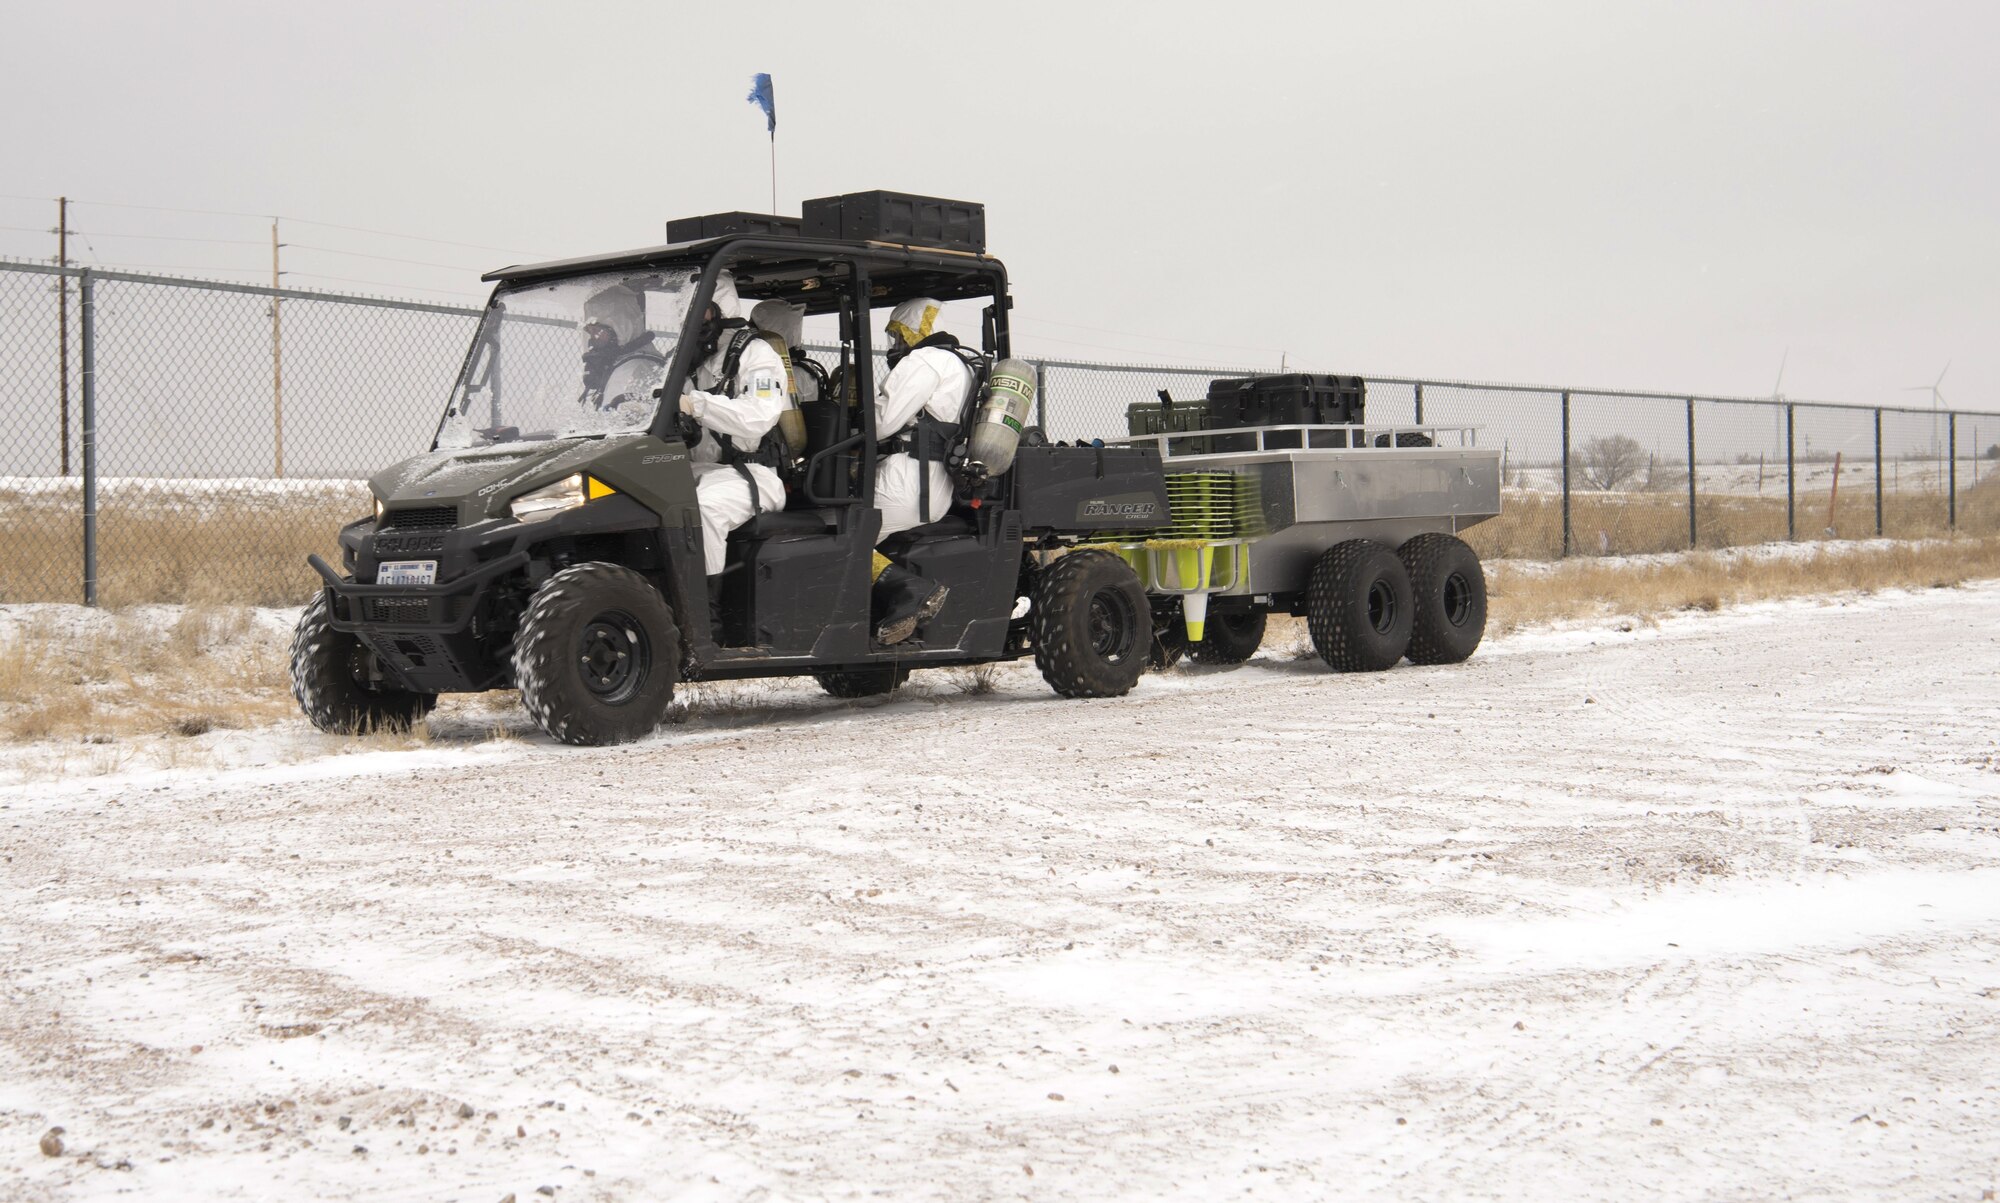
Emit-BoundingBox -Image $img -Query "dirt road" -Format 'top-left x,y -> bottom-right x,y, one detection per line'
4,586 -> 1999,1201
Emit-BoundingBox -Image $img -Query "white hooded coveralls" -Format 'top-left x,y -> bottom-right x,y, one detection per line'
875,301 -> 974,541
683,276 -> 788,574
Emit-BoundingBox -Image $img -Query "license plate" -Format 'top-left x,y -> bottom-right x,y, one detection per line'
377,560 -> 438,586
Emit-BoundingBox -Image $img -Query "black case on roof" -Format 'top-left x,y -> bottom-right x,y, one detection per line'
802,191 -> 986,253
665,212 -> 802,242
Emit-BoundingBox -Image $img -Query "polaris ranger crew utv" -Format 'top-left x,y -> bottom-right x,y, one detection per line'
292,191 -> 1176,745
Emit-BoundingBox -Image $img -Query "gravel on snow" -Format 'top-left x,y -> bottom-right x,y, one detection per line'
3,584 -> 1998,1201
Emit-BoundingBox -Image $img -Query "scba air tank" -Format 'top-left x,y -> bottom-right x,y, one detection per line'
963,358 -> 1036,481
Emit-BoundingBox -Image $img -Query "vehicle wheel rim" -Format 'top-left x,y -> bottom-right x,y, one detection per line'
1441,571 -> 1473,627
1367,578 -> 1398,634
578,609 -> 649,703
1087,589 -> 1139,664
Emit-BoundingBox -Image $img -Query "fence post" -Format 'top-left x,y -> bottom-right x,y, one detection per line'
1413,380 -> 1425,426
1559,390 -> 1572,557
80,268 -> 98,607
1948,411 -> 1957,529
1033,360 -> 1047,433
1873,409 -> 1883,537
1685,398 -> 1698,549
1785,404 -> 1796,542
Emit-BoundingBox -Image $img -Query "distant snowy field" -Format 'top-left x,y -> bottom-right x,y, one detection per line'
3,586 -> 1999,1200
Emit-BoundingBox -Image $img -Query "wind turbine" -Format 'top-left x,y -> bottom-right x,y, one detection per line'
1904,361 -> 1949,474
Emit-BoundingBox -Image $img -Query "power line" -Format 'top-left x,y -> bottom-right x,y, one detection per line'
285,242 -> 489,272
5,193 -> 549,257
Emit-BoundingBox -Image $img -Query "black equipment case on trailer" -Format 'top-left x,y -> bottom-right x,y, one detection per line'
1205,374 -> 1367,450
802,191 -> 987,254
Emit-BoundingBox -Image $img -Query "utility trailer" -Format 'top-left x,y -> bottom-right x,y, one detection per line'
288,190 -> 1501,746
1104,422 -> 1501,671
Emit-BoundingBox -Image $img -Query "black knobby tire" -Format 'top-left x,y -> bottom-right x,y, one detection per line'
290,590 -> 438,734
813,664 -> 912,698
1305,540 -> 1414,672
1188,605 -> 1267,665
1032,550 -> 1150,698
513,562 -> 680,746
1398,533 -> 1487,665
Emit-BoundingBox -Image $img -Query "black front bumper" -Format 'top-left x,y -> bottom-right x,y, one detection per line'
310,551 -> 528,634
309,552 -> 529,693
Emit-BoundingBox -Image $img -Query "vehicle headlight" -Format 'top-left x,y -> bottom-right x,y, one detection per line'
373,497 -> 385,523
509,473 -> 616,522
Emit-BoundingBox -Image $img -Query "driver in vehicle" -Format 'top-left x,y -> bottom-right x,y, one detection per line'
578,284 -> 663,411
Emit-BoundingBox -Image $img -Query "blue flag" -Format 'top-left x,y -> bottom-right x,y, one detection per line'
747,73 -> 775,136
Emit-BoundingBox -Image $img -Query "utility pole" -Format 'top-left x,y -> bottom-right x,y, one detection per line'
56,196 -> 70,475
271,219 -> 284,478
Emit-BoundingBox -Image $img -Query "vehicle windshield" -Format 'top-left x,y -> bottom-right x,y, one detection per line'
435,267 -> 697,450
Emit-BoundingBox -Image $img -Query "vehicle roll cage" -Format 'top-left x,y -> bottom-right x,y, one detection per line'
481,234 -> 1012,460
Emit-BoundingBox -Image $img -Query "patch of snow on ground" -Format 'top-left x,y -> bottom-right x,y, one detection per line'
1,584 -> 1997,1200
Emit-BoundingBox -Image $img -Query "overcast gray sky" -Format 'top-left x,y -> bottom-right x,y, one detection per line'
3,0 -> 1994,411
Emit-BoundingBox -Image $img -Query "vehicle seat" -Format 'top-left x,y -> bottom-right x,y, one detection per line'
732,509 -> 837,543
878,512 -> 976,557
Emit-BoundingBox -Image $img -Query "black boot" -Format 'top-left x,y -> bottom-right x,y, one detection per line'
872,564 -> 949,646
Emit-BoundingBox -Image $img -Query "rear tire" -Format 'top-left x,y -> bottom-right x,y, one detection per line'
813,664 -> 912,698
1187,605 -> 1267,665
1032,550 -> 1150,698
1305,540 -> 1413,672
1398,533 -> 1487,664
290,590 -> 438,734
513,562 -> 679,746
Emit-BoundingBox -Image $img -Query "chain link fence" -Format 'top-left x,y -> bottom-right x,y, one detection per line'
3,258 -> 1996,606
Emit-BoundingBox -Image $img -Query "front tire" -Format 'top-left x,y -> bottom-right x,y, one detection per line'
813,664 -> 912,698
1398,533 -> 1487,664
290,590 -> 438,734
1032,550 -> 1150,698
1305,540 -> 1413,672
513,563 -> 680,746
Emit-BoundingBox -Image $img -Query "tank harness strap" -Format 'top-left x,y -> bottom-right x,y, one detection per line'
718,326 -> 761,395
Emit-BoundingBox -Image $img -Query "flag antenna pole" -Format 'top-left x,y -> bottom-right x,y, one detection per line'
770,132 -> 777,215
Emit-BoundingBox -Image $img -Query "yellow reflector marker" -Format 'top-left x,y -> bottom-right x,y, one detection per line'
585,476 -> 617,500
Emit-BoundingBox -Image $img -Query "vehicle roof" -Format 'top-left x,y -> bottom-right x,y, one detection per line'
482,235 -> 1006,314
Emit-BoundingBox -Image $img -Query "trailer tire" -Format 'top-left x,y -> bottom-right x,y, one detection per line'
1033,550 -> 1150,698
813,664 -> 912,698
1188,605 -> 1267,665
290,590 -> 438,734
1305,540 -> 1413,672
513,562 -> 679,746
1398,533 -> 1486,664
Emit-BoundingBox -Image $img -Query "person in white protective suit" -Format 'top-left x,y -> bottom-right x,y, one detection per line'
676,270 -> 790,635
867,296 -> 978,644
578,284 -> 663,416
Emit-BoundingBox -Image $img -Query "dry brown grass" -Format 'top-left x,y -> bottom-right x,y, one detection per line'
0,483 -> 365,606
1464,476 -> 1999,562
0,606 -> 298,745
6,474 -> 1997,606
1483,536 -> 2000,634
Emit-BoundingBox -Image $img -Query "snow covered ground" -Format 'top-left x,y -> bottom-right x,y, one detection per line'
3,585 -> 1999,1201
